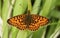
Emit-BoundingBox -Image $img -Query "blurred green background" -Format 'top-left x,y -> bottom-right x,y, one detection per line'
0,0 -> 60,38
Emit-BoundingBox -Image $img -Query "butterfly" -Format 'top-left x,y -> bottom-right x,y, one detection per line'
7,11 -> 48,31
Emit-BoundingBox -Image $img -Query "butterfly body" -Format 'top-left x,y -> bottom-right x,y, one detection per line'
7,12 -> 48,31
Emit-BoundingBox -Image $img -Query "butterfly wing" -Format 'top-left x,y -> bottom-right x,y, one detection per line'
7,14 -> 27,30
28,14 -> 48,31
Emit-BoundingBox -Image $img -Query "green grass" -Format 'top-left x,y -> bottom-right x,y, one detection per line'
0,0 -> 1,16
1,0 -> 60,38
2,0 -> 9,38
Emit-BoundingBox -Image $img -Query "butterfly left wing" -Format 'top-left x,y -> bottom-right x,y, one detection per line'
28,14 -> 48,31
7,14 -> 27,30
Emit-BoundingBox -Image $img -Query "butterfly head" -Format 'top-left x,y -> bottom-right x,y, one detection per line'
27,10 -> 31,16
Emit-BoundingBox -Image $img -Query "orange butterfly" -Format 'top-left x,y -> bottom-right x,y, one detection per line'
7,11 -> 48,31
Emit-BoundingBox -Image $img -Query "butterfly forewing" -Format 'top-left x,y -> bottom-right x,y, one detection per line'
7,14 -> 27,30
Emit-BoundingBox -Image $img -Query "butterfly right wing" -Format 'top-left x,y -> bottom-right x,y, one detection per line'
28,14 -> 48,31
7,14 -> 27,30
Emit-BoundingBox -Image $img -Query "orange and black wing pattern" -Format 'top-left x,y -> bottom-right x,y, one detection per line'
28,14 -> 48,31
7,14 -> 48,31
7,14 -> 27,30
